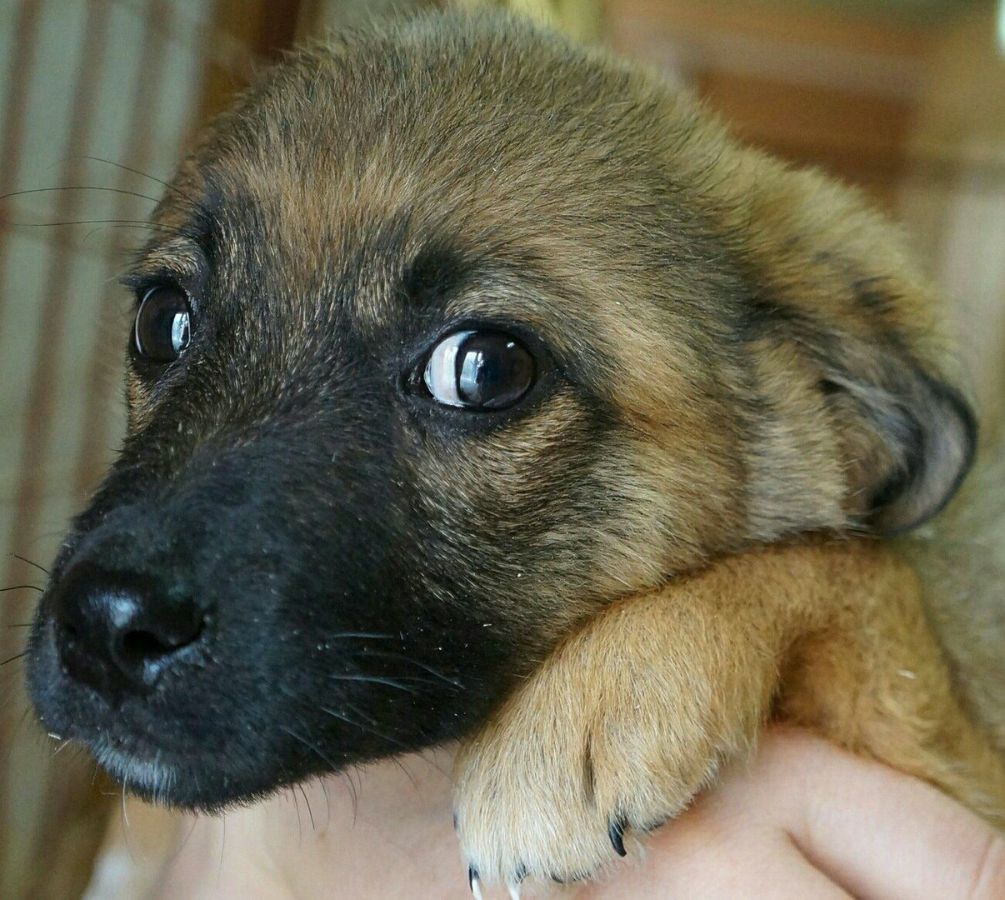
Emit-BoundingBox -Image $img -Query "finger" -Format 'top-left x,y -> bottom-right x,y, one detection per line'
732,729 -> 1005,900
577,819 -> 851,899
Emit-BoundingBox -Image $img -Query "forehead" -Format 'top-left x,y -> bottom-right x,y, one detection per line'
135,16 -> 737,402
155,16 -> 680,275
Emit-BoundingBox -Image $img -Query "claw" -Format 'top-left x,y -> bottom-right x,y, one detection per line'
609,819 -> 627,857
507,862 -> 526,898
468,866 -> 483,900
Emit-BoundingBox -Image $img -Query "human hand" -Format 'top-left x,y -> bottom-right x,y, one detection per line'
573,727 -> 1005,899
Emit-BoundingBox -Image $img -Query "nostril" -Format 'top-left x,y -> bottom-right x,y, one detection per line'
110,608 -> 205,690
120,619 -> 204,663
121,629 -> 177,661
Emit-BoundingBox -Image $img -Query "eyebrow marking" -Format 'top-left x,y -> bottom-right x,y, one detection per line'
402,243 -> 471,307
120,238 -> 208,292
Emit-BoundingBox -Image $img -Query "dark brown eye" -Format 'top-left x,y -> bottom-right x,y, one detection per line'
423,330 -> 535,410
134,286 -> 192,362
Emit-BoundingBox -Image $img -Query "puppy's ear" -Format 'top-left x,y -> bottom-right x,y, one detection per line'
726,157 -> 976,533
814,348 -> 975,533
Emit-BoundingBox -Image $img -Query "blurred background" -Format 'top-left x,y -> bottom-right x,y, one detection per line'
1,0 -> 1002,896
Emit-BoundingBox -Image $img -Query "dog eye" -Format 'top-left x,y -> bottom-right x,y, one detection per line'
134,286 -> 192,362
423,330 -> 535,410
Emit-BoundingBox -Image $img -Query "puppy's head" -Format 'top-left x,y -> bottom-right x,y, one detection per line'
27,13 -> 974,808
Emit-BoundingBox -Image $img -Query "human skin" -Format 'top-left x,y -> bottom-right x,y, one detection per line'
136,728 -> 1003,899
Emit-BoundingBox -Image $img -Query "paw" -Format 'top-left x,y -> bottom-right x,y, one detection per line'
452,633 -> 732,893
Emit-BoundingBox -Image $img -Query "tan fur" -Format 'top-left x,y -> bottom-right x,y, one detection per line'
455,538 -> 1005,884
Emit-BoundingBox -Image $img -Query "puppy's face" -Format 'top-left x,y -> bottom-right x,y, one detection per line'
26,14 -> 974,808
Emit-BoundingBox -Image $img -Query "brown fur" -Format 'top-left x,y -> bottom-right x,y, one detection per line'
35,10 -> 1003,893
168,11 -> 975,614
338,13 -> 1004,888
164,9 -> 999,882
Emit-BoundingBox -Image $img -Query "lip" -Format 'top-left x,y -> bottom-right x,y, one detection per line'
80,730 -> 316,811
88,737 -> 180,798
83,731 -> 257,809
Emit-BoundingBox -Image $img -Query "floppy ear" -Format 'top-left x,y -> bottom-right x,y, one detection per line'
815,346 -> 976,532
725,157 -> 976,534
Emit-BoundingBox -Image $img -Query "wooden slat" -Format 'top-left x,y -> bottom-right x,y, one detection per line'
605,0 -> 941,205
0,7 -> 49,894
72,0 -> 175,503
0,0 -> 45,321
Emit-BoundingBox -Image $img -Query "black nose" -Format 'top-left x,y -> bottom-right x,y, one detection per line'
51,565 -> 205,696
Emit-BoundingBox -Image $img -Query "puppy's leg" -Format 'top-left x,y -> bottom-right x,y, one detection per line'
778,548 -> 1005,829
454,539 -> 1005,888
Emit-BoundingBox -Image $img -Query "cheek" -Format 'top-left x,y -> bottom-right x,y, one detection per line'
581,434 -> 740,598
410,393 -> 599,538
405,395 -> 624,639
600,325 -> 751,559
405,385 -> 750,648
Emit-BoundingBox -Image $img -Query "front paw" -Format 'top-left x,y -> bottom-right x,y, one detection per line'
452,630 -> 735,893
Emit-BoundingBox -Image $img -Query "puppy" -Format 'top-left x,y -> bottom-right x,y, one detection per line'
25,10 -> 1005,894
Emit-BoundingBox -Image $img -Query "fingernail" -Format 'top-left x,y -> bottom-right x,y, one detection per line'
469,866 -> 483,900
609,819 -> 627,857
